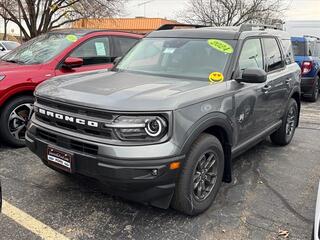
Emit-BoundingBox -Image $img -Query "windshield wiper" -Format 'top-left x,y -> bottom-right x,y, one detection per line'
3,59 -> 25,64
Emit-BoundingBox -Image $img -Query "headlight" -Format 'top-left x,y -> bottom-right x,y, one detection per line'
105,115 -> 168,142
0,75 -> 5,81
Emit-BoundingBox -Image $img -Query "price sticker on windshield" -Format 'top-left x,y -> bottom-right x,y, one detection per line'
66,34 -> 78,42
208,39 -> 233,54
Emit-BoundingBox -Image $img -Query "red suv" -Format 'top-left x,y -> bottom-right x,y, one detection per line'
0,29 -> 142,147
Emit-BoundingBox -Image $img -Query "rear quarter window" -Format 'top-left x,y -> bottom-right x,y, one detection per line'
292,41 -> 306,56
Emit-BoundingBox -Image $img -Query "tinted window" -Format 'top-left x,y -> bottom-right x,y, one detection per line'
308,40 -> 317,56
281,39 -> 294,64
263,38 -> 284,72
315,41 -> 320,57
114,37 -> 138,56
239,39 -> 263,70
292,41 -> 306,56
70,37 -> 111,66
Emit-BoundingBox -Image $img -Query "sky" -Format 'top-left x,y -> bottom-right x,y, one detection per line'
124,0 -> 320,21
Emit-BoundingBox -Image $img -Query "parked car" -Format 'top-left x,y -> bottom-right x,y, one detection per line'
26,24 -> 301,215
0,40 -> 20,57
0,29 -> 142,147
291,36 -> 320,102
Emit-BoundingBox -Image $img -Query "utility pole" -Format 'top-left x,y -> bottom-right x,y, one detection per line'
136,0 -> 156,17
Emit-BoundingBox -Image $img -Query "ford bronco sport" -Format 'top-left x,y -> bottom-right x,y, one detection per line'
26,24 -> 301,215
291,36 -> 320,102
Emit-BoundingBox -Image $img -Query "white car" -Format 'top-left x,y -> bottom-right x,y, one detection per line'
0,40 -> 20,57
314,182 -> 320,240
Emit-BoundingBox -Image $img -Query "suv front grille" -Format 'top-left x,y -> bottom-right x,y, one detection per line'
35,98 -> 118,139
35,113 -> 113,138
37,98 -> 115,120
36,129 -> 98,155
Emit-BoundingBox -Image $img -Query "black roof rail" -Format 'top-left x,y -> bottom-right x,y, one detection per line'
304,35 -> 320,40
157,24 -> 207,31
239,24 -> 282,32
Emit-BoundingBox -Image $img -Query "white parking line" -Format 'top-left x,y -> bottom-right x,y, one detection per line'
2,200 -> 70,240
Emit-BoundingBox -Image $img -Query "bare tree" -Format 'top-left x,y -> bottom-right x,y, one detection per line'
0,0 -> 16,40
179,0 -> 287,27
0,0 -> 126,40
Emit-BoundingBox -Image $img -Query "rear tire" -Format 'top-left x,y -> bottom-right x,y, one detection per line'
308,76 -> 319,102
270,99 -> 298,146
0,95 -> 34,147
171,134 -> 224,216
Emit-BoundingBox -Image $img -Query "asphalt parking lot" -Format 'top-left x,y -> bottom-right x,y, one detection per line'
0,100 -> 319,240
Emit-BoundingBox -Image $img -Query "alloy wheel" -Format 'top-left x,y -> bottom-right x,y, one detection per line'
8,103 -> 33,141
193,150 -> 218,201
286,106 -> 296,137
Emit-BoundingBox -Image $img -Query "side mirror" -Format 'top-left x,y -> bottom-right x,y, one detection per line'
62,57 -> 83,69
237,68 -> 267,83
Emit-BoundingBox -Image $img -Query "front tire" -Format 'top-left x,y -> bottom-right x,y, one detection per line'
0,95 -> 34,147
171,134 -> 224,216
270,99 -> 298,146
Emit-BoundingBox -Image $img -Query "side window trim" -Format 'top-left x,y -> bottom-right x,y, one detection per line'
261,37 -> 286,74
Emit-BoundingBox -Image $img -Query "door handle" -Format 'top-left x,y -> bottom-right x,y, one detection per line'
262,85 -> 272,93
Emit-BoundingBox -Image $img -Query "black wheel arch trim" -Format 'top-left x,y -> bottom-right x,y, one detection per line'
180,112 -> 234,183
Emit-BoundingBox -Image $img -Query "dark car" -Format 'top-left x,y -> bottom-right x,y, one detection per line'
26,24 -> 301,215
291,36 -> 320,101
0,29 -> 142,147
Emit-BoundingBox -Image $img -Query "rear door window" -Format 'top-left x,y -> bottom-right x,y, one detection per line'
263,38 -> 284,72
281,39 -> 295,64
113,37 -> 139,57
307,40 -> 317,56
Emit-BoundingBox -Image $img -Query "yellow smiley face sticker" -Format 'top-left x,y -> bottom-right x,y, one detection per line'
209,72 -> 224,83
208,39 -> 234,54
66,34 -> 78,42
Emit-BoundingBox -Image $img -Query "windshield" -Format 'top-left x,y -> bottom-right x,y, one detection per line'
292,41 -> 306,56
2,33 -> 80,64
116,38 -> 235,80
2,41 -> 20,50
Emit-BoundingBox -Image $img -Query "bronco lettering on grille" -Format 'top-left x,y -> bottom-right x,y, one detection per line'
38,108 -> 99,128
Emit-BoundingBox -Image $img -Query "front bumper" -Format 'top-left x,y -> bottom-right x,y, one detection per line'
301,77 -> 316,96
26,122 -> 184,209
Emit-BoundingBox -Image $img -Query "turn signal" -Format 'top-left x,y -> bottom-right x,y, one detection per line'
170,162 -> 181,170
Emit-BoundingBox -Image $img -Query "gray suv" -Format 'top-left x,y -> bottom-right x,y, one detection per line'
26,24 -> 301,215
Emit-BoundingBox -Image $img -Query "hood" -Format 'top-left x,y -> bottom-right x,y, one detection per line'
0,60 -> 41,72
36,71 -> 230,111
